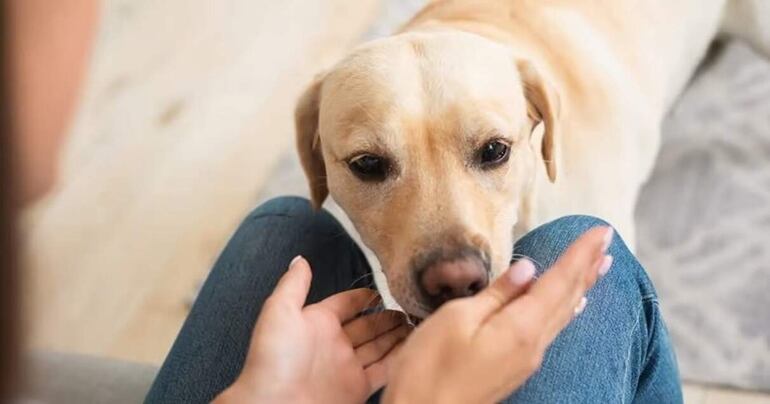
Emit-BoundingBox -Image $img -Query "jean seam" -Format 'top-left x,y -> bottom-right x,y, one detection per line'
640,293 -> 657,303
621,301 -> 644,404
641,299 -> 661,369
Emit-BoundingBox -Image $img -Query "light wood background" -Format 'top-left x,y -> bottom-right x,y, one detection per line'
22,0 -> 380,365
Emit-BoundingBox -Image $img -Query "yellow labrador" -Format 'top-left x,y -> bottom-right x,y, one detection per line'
294,0 -> 770,317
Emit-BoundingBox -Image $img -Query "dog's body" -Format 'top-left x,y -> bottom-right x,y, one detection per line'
296,0 -> 770,316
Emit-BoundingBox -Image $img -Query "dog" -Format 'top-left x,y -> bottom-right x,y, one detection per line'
294,0 -> 770,317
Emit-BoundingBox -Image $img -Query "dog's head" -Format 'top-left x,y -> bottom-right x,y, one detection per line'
295,30 -> 559,317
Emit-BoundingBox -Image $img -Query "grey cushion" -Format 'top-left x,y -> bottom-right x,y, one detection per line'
26,351 -> 158,404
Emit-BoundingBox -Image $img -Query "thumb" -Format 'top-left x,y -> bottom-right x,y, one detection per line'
269,255 -> 313,308
468,259 -> 536,318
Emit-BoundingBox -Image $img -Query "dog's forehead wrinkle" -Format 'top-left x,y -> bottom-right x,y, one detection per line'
408,34 -> 523,100
329,32 -> 526,118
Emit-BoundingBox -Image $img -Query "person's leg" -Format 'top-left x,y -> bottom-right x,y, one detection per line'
145,196 -> 372,403
502,215 -> 682,404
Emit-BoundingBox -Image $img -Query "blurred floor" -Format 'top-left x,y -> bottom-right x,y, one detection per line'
22,0 -> 380,364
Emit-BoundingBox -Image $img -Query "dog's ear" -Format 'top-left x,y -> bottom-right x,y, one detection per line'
295,74 -> 328,208
517,60 -> 560,183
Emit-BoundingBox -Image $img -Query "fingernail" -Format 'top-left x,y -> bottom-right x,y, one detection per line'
289,255 -> 304,268
574,296 -> 588,315
598,255 -> 613,276
508,259 -> 536,286
602,227 -> 614,252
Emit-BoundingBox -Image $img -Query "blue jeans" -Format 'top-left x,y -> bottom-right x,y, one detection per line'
145,197 -> 682,403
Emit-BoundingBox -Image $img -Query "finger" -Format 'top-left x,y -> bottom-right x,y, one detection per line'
538,254 -> 611,340
315,288 -> 380,323
364,341 -> 404,395
343,310 -> 409,348
355,324 -> 411,368
466,259 -> 536,319
490,226 -> 612,342
538,228 -> 612,339
573,296 -> 588,316
527,225 -> 610,313
268,255 -> 313,308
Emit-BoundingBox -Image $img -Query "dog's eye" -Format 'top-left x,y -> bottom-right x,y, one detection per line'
478,140 -> 511,168
348,154 -> 390,181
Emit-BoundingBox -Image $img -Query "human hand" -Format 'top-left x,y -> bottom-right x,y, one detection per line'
215,256 -> 410,404
383,226 -> 614,404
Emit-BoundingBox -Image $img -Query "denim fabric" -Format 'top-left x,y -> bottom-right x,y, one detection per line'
145,197 -> 681,403
505,215 -> 682,404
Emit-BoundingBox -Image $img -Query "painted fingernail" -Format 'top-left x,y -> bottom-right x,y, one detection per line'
574,296 -> 588,315
289,255 -> 304,268
598,255 -> 613,276
602,227 -> 614,252
509,259 -> 536,286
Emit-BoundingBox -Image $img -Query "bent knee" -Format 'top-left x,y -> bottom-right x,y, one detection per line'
250,196 -> 315,218
515,215 -> 654,300
514,215 -> 629,269
543,215 -> 612,233
516,215 -> 617,256
237,196 -> 346,240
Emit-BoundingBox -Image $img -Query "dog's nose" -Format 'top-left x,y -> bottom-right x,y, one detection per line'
419,258 -> 489,310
